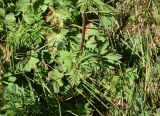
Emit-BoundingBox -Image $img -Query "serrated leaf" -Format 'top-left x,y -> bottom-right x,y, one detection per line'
24,56 -> 39,72
17,0 -> 31,13
48,69 -> 64,80
47,29 -> 68,46
86,36 -> 97,49
105,53 -> 121,63
39,4 -> 48,11
100,43 -> 108,55
85,24 -> 100,38
68,69 -> 81,86
48,70 -> 64,93
53,82 -> 60,93
23,14 -> 35,24
57,50 -> 76,72
100,16 -> 113,27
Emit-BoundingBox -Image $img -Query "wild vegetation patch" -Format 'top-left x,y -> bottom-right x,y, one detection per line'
0,0 -> 160,115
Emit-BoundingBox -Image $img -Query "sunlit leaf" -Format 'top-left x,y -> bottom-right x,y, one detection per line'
24,56 -> 39,72
5,13 -> 16,23
48,69 -> 64,93
105,53 -> 121,63
0,7 -> 5,18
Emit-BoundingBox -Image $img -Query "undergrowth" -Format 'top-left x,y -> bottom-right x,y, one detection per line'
0,0 -> 160,116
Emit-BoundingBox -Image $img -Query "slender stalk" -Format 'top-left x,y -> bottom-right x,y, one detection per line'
80,12 -> 86,54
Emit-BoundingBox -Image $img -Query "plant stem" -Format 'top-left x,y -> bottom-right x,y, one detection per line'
80,12 -> 86,54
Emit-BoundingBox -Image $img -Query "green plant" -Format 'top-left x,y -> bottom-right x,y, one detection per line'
0,0 -> 160,116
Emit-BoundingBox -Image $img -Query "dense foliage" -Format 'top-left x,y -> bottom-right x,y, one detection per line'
0,0 -> 160,115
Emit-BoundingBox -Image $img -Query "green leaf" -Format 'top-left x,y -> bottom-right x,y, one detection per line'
57,50 -> 76,72
155,108 -> 160,116
5,110 -> 16,116
105,53 -> 121,63
16,0 -> 31,13
8,76 -> 16,82
48,69 -> 64,93
24,56 -> 39,72
48,69 -> 64,80
3,73 -> 16,83
100,16 -> 114,28
5,13 -> 16,23
68,69 -> 81,86
0,7 -> 5,18
85,24 -> 100,39
86,36 -> 97,49
3,83 -> 35,113
47,29 -> 68,46
22,13 -> 35,24
129,15 -> 136,22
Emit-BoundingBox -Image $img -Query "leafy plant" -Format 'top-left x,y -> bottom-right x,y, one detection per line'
0,0 -> 160,115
